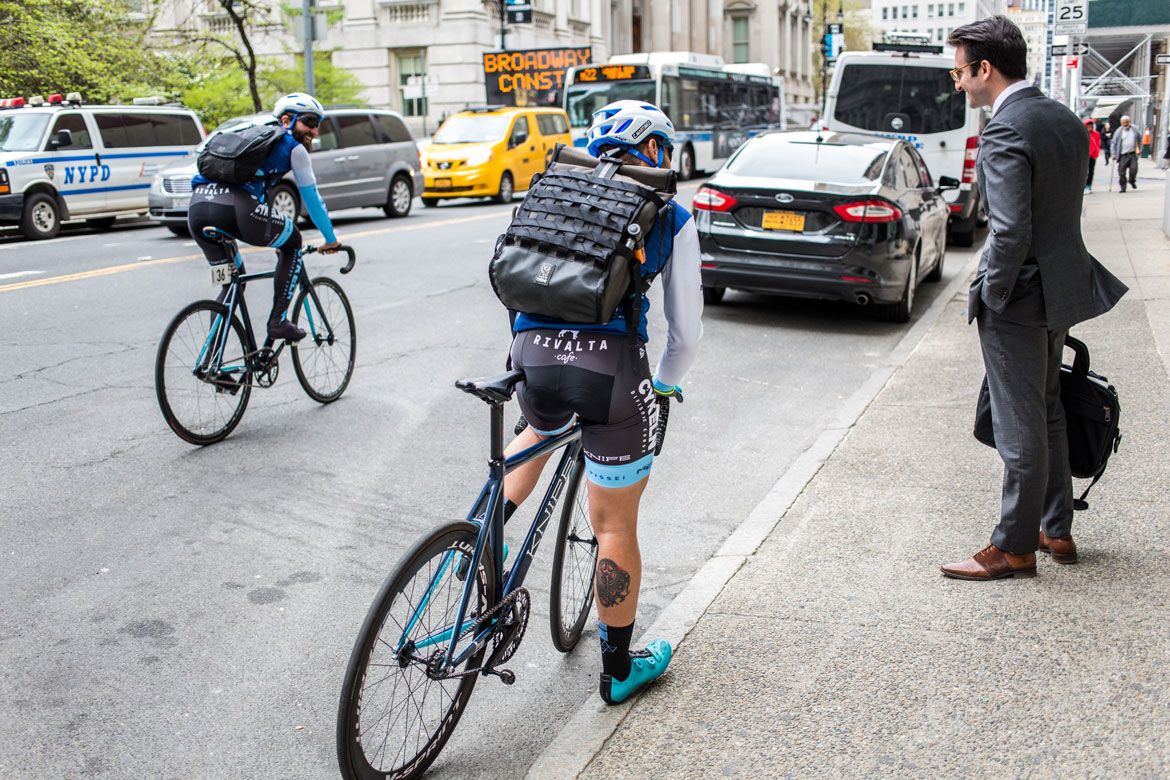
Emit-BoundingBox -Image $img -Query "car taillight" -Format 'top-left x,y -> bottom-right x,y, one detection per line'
961,135 -> 979,184
693,186 -> 737,212
832,200 -> 903,223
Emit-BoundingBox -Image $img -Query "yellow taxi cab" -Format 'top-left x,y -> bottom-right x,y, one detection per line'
420,105 -> 571,206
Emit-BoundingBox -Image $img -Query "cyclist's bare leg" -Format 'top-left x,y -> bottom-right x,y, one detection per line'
501,426 -> 552,505
589,479 -> 648,627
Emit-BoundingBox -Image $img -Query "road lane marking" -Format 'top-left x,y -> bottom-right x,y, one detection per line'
0,270 -> 45,280
0,211 -> 509,294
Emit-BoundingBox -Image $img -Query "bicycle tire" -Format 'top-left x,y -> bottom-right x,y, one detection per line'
337,521 -> 496,780
549,453 -> 598,653
291,276 -> 355,403
155,299 -> 251,445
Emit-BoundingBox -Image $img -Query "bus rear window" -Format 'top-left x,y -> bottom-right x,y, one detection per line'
833,64 -> 966,135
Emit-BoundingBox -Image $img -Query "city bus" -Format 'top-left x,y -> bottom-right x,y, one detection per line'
563,52 -> 785,180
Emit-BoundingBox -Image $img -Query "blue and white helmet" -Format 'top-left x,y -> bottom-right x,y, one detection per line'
586,100 -> 675,164
273,92 -> 325,120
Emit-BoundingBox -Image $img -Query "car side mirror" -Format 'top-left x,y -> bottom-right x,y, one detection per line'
310,137 -> 321,152
509,134 -> 526,149
50,129 -> 73,149
936,175 -> 960,192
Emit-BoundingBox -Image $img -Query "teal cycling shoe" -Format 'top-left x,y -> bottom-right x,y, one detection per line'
599,639 -> 673,705
455,518 -> 508,581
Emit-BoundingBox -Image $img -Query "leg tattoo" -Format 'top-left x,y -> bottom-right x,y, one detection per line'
596,559 -> 631,608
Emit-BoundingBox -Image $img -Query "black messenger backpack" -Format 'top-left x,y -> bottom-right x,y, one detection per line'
196,124 -> 286,186
488,144 -> 677,333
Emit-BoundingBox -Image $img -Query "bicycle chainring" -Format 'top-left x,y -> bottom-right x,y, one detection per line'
488,587 -> 530,667
254,349 -> 279,387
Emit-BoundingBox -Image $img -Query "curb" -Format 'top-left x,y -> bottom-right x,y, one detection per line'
526,248 -> 983,780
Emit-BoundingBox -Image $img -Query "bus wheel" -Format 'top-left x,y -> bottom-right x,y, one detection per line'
21,192 -> 62,240
679,145 -> 696,180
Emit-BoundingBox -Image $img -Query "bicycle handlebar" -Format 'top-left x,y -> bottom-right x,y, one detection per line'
302,244 -> 357,274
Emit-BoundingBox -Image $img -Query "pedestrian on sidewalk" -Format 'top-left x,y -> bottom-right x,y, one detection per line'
939,15 -> 1128,581
1111,116 -> 1141,192
1101,120 -> 1113,166
1083,117 -> 1101,193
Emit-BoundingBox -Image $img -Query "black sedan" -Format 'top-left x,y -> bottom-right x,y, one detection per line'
693,131 -> 954,322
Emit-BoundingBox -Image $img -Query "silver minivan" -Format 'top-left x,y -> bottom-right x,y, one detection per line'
149,108 -> 424,235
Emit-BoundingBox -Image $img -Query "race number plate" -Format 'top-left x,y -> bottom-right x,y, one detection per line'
433,178 -> 452,189
210,265 -> 232,286
761,210 -> 805,232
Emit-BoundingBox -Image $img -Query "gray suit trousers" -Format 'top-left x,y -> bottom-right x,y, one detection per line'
976,269 -> 1074,552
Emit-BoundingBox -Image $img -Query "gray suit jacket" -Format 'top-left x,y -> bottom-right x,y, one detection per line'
969,86 -> 1128,330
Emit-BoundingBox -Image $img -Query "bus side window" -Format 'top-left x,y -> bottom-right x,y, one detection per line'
661,77 -> 676,124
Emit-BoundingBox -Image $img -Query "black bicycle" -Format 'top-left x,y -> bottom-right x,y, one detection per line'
336,369 -> 601,779
154,227 -> 356,445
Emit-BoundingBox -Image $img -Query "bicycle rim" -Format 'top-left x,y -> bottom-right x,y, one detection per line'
549,454 -> 597,653
292,276 -> 355,403
155,300 -> 251,445
337,522 -> 495,780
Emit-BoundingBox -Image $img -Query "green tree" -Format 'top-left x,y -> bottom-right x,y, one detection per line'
811,0 -> 875,101
0,0 -> 185,103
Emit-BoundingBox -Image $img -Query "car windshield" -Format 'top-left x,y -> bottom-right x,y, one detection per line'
0,113 -> 51,152
565,81 -> 657,128
833,64 -> 966,134
723,138 -> 888,183
432,115 -> 509,144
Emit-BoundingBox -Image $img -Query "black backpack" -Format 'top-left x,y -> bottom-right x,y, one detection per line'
488,144 -> 676,337
196,124 -> 286,186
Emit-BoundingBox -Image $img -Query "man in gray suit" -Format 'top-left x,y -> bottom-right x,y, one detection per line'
939,16 -> 1128,580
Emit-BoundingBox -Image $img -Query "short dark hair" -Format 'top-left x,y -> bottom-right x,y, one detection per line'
946,15 -> 1027,81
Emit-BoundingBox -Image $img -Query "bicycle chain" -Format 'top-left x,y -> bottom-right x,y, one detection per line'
488,588 -> 530,666
424,586 -> 531,680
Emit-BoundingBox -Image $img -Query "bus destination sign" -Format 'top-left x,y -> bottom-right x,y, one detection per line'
483,46 -> 592,106
574,65 -> 653,83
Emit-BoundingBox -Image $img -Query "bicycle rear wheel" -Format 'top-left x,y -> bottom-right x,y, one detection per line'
155,300 -> 251,445
337,522 -> 496,780
291,276 -> 355,403
549,453 -> 598,653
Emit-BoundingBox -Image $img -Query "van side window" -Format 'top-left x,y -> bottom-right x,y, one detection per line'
373,114 -> 412,143
149,114 -> 202,146
315,118 -> 339,152
46,113 -> 92,150
335,114 -> 379,148
95,114 -> 130,148
510,116 -> 529,146
93,113 -> 202,148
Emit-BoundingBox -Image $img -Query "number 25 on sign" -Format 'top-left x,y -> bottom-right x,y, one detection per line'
1054,0 -> 1087,34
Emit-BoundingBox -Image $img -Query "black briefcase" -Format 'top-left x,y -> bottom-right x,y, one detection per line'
974,335 -> 1121,510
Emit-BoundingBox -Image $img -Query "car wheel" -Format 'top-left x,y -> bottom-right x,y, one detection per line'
269,183 -> 300,222
167,224 -> 190,238
86,216 -> 116,231
679,145 -> 696,181
421,197 -> 439,208
494,172 -> 514,204
875,251 -> 918,324
948,211 -> 976,247
702,285 -> 726,305
383,174 -> 413,218
20,192 -> 61,240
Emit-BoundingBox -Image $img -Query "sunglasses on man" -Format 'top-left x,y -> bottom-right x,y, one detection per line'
298,115 -> 321,129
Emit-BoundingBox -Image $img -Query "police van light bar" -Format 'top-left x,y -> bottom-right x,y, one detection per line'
65,92 -> 83,104
132,96 -> 168,106
0,97 -> 26,108
28,95 -> 45,106
48,94 -> 65,104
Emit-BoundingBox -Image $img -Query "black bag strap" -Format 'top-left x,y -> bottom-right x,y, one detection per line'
1065,334 -> 1090,376
1073,429 -> 1123,511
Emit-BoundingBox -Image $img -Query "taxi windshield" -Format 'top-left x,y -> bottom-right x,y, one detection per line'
0,113 -> 51,152
432,115 -> 509,144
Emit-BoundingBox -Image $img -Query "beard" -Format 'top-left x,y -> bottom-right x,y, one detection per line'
291,128 -> 313,150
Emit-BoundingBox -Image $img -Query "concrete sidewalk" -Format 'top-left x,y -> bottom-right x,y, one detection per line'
551,186 -> 1170,775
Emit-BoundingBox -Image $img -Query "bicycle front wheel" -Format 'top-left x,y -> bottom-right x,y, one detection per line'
337,522 -> 496,780
291,276 -> 355,403
549,453 -> 598,653
155,300 -> 251,445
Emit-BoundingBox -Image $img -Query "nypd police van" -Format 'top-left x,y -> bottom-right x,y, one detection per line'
0,93 -> 204,240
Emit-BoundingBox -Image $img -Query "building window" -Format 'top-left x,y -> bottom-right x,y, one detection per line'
948,2 -> 954,16
927,3 -> 933,16
957,1 -> 964,13
912,5 -> 918,17
732,16 -> 750,63
396,50 -> 427,118
882,6 -> 888,19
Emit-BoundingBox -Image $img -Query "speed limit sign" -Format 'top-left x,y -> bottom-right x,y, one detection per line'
1054,0 -> 1088,35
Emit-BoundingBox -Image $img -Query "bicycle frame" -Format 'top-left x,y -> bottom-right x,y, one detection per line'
398,399 -> 585,675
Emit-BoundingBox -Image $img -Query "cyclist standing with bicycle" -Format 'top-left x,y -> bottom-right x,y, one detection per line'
188,93 -> 342,343
498,101 -> 703,705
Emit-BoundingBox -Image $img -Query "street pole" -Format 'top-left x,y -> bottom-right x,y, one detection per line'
499,0 -> 507,51
303,0 -> 316,95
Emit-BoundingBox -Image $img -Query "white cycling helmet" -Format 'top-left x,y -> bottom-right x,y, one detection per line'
586,100 -> 675,165
273,92 -> 325,120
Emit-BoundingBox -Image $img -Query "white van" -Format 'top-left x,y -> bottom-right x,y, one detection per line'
0,94 -> 204,240
825,50 -> 988,246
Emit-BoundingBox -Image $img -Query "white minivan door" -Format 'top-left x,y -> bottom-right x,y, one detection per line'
45,112 -> 106,216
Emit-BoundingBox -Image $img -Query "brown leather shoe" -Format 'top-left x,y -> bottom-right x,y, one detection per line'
1039,532 -> 1078,564
940,544 -> 1037,580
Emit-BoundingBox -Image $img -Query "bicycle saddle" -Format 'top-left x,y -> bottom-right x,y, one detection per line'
201,226 -> 239,257
455,370 -> 526,404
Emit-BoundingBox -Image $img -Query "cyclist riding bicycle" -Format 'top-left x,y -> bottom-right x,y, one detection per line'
188,93 -> 342,342
499,100 -> 703,704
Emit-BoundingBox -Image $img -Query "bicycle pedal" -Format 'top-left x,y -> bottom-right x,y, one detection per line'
484,667 -> 515,685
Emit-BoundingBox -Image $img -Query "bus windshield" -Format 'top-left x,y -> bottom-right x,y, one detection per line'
433,114 -> 510,144
0,114 -> 51,152
564,81 -> 656,128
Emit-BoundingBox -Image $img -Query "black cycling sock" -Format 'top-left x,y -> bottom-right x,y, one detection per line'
599,620 -> 634,681
503,499 -> 518,524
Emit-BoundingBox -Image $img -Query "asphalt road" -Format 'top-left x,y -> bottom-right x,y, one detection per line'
0,189 -> 978,779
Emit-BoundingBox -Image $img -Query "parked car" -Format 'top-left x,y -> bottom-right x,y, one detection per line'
0,93 -> 204,240
419,105 -> 572,206
149,108 -> 423,236
693,130 -> 952,323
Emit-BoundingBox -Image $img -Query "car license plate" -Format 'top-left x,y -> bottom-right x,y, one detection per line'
433,178 -> 452,189
761,210 -> 805,232
210,265 -> 231,286
173,197 -> 189,209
